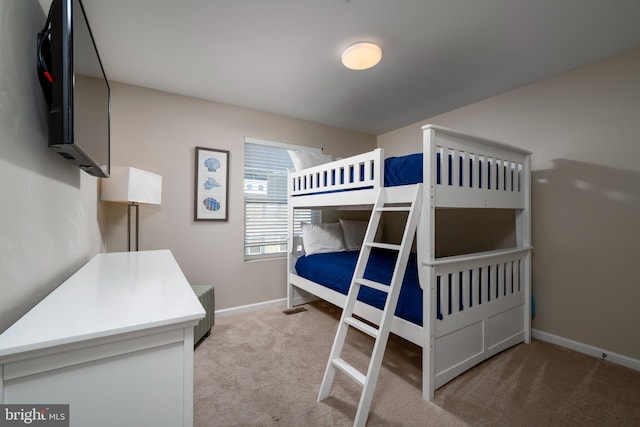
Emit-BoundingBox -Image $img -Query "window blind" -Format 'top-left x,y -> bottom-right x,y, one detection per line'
244,139 -> 319,260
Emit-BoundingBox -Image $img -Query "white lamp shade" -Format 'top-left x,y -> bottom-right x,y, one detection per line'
100,167 -> 162,205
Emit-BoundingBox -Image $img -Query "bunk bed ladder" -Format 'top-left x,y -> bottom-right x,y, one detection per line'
318,184 -> 423,427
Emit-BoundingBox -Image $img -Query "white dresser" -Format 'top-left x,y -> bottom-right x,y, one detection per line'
0,250 -> 205,427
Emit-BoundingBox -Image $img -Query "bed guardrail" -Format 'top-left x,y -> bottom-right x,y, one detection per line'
425,125 -> 531,209
423,246 -> 532,329
289,148 -> 384,197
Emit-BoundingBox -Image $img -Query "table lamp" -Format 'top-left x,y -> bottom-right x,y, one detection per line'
100,167 -> 162,251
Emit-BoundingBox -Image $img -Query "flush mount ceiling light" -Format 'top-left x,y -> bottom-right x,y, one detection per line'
341,42 -> 382,70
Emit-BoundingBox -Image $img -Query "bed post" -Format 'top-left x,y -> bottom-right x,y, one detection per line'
420,126 -> 437,401
517,154 -> 532,343
287,169 -> 295,309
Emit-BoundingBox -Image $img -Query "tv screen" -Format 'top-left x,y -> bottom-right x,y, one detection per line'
37,0 -> 110,178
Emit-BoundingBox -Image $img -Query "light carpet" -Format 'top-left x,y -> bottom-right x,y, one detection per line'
194,300 -> 640,426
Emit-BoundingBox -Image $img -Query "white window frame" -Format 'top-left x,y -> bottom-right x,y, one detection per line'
244,137 -> 321,261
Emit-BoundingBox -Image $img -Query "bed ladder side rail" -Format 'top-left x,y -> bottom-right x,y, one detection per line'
318,184 -> 423,427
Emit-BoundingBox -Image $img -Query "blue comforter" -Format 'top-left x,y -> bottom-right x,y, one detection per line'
384,153 -> 423,187
295,249 -> 424,326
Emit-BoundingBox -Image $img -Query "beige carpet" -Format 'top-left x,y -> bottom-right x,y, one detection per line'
194,301 -> 640,426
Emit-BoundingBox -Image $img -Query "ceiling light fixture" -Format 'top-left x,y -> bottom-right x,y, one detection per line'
341,42 -> 382,70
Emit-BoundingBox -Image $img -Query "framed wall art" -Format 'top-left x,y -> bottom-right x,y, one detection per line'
194,147 -> 229,221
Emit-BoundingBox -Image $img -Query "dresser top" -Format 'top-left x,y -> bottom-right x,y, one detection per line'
0,250 -> 205,357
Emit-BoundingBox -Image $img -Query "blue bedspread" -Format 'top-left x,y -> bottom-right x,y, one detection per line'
295,249 -> 424,326
384,153 -> 423,187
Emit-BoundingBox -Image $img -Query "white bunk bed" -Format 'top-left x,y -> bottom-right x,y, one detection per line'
287,124 -> 532,401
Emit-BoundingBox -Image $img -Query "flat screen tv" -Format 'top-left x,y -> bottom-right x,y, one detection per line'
37,0 -> 110,177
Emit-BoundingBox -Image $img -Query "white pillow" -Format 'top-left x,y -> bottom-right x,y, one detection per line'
301,222 -> 345,255
287,150 -> 335,171
339,219 -> 368,250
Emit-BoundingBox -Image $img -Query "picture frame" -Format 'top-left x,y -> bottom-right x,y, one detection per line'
194,147 -> 229,221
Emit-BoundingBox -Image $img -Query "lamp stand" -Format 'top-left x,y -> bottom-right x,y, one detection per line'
127,202 -> 140,251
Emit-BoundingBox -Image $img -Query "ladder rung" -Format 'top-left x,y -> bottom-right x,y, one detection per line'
331,358 -> 366,386
354,278 -> 389,294
376,206 -> 411,212
366,242 -> 401,251
344,316 -> 380,338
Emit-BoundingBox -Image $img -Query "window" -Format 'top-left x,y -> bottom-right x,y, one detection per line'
244,138 -> 320,260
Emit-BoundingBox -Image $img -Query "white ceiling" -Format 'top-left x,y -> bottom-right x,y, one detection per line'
43,0 -> 640,135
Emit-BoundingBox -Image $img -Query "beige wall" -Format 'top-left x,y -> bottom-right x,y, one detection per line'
106,82 -> 375,310
378,48 -> 640,360
0,0 -> 105,333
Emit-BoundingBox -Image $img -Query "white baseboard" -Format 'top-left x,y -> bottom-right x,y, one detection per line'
532,329 -> 640,372
215,298 -> 287,319
214,295 -> 320,319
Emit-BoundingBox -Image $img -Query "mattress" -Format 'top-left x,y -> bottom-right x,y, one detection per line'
294,249 -> 426,326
